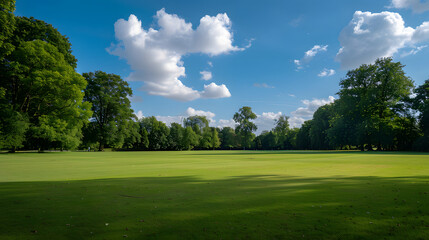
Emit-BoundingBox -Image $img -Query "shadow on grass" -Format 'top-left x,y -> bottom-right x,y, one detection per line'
1,175 -> 428,239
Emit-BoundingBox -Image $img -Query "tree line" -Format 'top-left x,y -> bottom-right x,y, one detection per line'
1,1 -> 428,152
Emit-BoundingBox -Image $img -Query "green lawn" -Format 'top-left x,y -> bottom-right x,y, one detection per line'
1,151 -> 428,239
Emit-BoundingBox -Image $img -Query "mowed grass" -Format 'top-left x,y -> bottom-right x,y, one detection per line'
0,151 -> 429,239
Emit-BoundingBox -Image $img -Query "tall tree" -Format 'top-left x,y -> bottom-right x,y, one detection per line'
183,126 -> 198,150
234,106 -> 257,149
0,11 -> 90,151
273,115 -> 290,149
220,127 -> 236,150
336,58 -> 414,150
139,116 -> 169,150
413,80 -> 429,151
310,104 -> 335,150
83,71 -> 134,151
296,120 -> 312,150
168,122 -> 184,150
210,127 -> 221,150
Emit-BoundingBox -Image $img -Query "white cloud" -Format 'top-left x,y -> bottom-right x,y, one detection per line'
254,83 -> 275,88
136,110 -> 144,120
140,107 -> 216,126
253,112 -> 283,134
185,107 -> 215,120
294,45 -> 328,69
200,71 -> 212,81
401,45 -> 428,57
336,11 -> 429,69
390,0 -> 429,13
289,96 -> 335,127
109,9 -> 242,101
318,68 -> 336,77
201,83 -> 231,99
216,119 -> 237,128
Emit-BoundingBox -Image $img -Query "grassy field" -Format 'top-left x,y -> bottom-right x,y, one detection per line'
0,151 -> 428,239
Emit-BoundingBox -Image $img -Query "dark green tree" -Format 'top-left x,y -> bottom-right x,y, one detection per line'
336,58 -> 414,150
273,115 -> 290,149
168,123 -> 184,150
139,116 -> 169,150
220,127 -> 236,149
310,104 -> 335,150
296,120 -> 312,150
83,71 -> 134,151
0,0 -> 16,60
234,106 -> 257,149
413,80 -> 429,151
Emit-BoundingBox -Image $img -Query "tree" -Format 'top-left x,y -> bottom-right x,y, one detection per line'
310,104 -> 335,150
139,116 -> 169,150
0,12 -> 90,151
296,120 -> 312,150
183,116 -> 209,135
234,106 -> 257,149
1,40 -> 90,151
220,127 -> 236,150
168,123 -> 184,150
183,126 -> 198,150
12,16 -> 77,68
210,127 -> 221,150
413,80 -> 429,151
0,0 -> 16,60
273,115 -> 290,149
83,71 -> 134,151
335,58 -> 414,150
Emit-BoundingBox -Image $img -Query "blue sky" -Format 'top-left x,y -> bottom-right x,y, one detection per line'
15,0 -> 429,133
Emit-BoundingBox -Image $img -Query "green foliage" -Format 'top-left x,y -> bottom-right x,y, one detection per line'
83,71 -> 134,151
0,109 -> 28,151
1,39 -> 90,151
0,0 -> 16,60
309,104 -> 335,150
139,116 -> 170,150
334,58 -> 414,150
296,120 -> 312,150
183,126 -> 198,150
12,16 -> 77,68
168,123 -> 184,150
220,127 -> 236,149
234,106 -> 257,149
210,127 -> 221,150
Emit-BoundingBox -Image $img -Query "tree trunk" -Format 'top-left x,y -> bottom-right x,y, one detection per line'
99,142 -> 104,151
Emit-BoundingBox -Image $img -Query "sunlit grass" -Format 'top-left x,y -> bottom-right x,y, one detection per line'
1,151 -> 428,239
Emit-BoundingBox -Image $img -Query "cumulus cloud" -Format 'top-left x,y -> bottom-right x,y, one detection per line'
109,9 -> 242,101
318,68 -> 336,77
390,0 -> 429,13
294,45 -> 328,69
336,11 -> 429,69
200,71 -> 212,81
185,107 -> 215,120
289,96 -> 335,127
253,112 -> 283,134
201,83 -> 231,99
